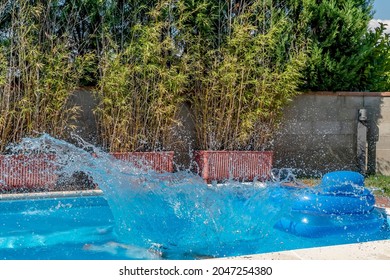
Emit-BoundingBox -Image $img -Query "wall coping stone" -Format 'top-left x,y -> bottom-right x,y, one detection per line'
306,91 -> 390,97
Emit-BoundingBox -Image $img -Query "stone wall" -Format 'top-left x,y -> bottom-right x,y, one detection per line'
70,89 -> 390,175
273,92 -> 390,176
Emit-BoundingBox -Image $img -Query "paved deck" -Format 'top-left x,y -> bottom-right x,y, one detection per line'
226,239 -> 390,260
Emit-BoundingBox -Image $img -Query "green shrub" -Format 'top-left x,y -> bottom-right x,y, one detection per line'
301,0 -> 390,91
0,0 -> 94,151
95,2 -> 187,152
188,1 -> 307,150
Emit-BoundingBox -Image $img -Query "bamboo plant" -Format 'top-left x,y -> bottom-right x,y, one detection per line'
0,0 -> 93,151
187,0 -> 308,150
95,1 -> 187,152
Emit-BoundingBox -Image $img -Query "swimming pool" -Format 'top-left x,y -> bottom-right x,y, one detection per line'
0,135 -> 389,260
0,186 -> 388,260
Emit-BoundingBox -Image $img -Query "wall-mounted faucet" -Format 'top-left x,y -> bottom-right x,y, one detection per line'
358,108 -> 367,122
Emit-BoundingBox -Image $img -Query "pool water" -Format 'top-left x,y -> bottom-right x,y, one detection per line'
0,191 -> 388,260
0,135 -> 389,260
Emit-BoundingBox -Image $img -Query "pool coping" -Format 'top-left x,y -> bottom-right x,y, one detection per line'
225,239 -> 390,260
0,189 -> 103,200
1,190 -> 389,260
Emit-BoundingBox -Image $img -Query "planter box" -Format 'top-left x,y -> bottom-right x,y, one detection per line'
0,151 -> 175,191
0,154 -> 57,190
110,151 -> 174,173
193,150 -> 273,183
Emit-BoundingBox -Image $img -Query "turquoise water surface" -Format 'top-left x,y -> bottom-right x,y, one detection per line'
0,135 -> 388,260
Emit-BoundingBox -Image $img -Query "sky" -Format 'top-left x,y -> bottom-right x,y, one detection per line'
371,0 -> 390,33
373,0 -> 390,20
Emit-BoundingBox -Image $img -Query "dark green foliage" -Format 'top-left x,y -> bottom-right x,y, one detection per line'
301,0 -> 390,91
358,23 -> 390,91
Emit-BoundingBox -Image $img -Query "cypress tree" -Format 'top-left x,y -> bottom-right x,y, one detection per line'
301,0 -> 389,91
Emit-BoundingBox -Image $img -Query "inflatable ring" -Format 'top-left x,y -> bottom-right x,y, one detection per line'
292,171 -> 375,214
274,208 -> 385,238
274,171 -> 385,237
292,190 -> 375,214
320,170 -> 365,195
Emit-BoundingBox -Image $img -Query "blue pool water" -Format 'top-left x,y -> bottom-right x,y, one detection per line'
0,135 -> 389,260
0,189 -> 388,260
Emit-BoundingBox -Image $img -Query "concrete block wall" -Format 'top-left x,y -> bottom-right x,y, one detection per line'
70,89 -> 390,176
273,92 -> 390,176
368,95 -> 390,175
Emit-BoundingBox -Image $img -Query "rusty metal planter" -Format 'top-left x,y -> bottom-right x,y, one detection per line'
193,150 -> 273,183
0,154 -> 57,190
0,151 -> 175,191
110,151 -> 174,173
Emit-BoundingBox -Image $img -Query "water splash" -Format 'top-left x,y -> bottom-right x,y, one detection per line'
5,134 -> 302,256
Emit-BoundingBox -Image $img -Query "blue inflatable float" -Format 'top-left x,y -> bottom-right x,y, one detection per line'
274,171 -> 386,237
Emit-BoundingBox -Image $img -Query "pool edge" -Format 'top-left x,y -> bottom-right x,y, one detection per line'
0,189 -> 103,200
223,239 -> 390,260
